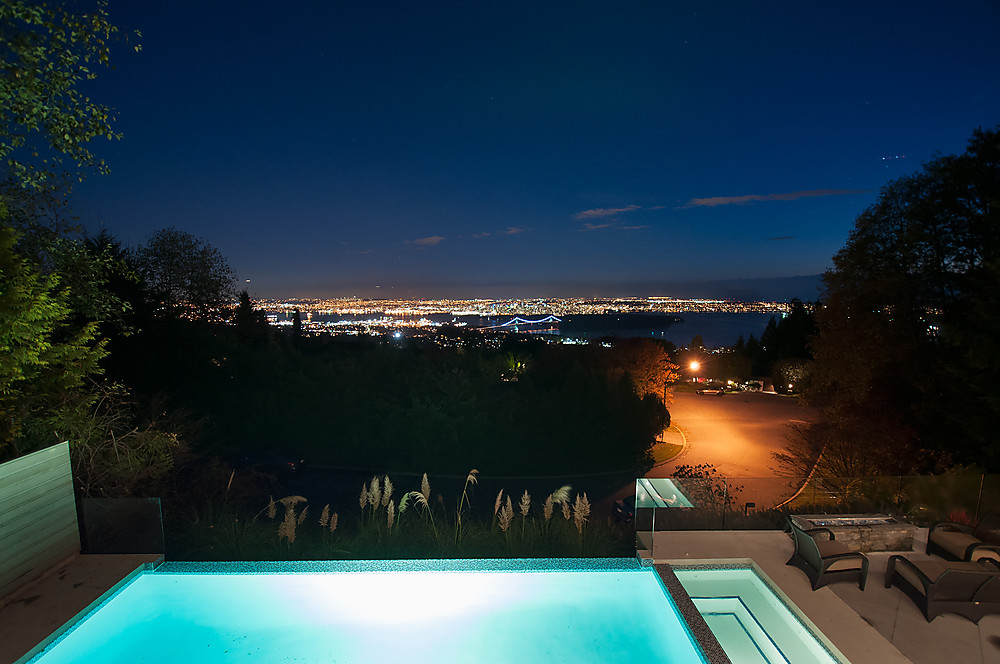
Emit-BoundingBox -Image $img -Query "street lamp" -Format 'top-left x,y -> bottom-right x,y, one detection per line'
689,360 -> 701,383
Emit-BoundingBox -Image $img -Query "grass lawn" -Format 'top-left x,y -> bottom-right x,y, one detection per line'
651,440 -> 684,463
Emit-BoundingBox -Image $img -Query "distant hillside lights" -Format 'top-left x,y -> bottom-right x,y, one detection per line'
252,295 -> 792,318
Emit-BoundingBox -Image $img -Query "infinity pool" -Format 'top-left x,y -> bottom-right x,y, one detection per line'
20,560 -> 710,664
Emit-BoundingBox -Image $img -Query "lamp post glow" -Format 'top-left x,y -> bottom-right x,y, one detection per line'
689,360 -> 701,384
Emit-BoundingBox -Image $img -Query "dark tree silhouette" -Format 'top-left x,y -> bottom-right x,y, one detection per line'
796,126 -> 1000,473
136,228 -> 235,320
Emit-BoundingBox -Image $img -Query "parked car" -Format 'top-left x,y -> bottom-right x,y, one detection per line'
696,384 -> 725,396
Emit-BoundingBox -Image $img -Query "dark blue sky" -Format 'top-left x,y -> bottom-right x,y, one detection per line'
72,1 -> 1000,300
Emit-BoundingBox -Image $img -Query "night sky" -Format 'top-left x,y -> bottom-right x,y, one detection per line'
71,2 -> 1000,300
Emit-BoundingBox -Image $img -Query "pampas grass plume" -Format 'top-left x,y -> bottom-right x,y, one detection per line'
319,504 -> 330,527
369,476 -> 382,507
278,495 -> 307,508
387,500 -> 395,529
421,473 -> 431,502
519,490 -> 531,518
543,494 -> 554,521
573,493 -> 591,534
359,484 -> 368,510
330,512 -> 338,532
494,489 -> 504,517
552,485 -> 572,504
409,490 -> 428,510
498,496 -> 514,532
382,476 -> 393,507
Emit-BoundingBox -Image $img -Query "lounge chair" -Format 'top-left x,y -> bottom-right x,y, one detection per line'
786,518 -> 869,590
885,555 -> 1000,622
926,511 -> 1000,562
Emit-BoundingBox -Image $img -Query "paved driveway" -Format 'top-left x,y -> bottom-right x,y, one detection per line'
650,391 -> 818,507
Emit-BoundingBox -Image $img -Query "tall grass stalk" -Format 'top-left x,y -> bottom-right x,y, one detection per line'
420,473 -> 431,503
405,489 -> 438,541
187,473 -> 628,561
519,490 -> 531,536
498,496 -> 514,538
455,468 -> 478,544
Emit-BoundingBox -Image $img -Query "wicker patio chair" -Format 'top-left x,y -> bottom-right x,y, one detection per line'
926,511 -> 1000,562
786,518 -> 869,590
885,555 -> 1000,622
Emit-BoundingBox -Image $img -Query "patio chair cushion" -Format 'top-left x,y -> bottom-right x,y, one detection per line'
786,519 -> 868,590
816,540 -> 865,571
886,555 -> 1000,621
928,512 -> 1000,561
929,530 -> 980,559
929,530 -> 1000,562
894,559 -> 987,597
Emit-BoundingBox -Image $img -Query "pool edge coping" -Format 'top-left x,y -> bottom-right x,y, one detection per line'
16,557 -> 725,664
13,556 -> 164,664
653,563 -> 733,664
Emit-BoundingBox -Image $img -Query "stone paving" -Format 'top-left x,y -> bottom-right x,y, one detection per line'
649,529 -> 1000,664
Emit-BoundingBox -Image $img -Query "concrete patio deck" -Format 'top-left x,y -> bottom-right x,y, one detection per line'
0,553 -> 160,664
648,528 -> 1000,664
3,536 -> 1000,664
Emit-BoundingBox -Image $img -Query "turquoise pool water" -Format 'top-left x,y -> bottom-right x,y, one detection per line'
22,560 -> 709,664
675,566 -> 846,664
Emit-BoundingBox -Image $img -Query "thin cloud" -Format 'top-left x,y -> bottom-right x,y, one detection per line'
409,235 -> 445,246
580,222 -> 617,231
683,189 -> 869,208
468,226 -> 527,239
621,225 -> 649,230
574,204 -> 640,220
765,235 -> 796,241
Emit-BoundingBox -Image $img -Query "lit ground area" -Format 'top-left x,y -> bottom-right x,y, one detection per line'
653,391 -> 818,507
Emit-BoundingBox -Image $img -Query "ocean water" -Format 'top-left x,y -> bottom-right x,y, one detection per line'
295,311 -> 780,349
556,312 -> 778,348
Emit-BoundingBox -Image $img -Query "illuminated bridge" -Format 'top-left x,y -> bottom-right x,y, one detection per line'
480,315 -> 561,333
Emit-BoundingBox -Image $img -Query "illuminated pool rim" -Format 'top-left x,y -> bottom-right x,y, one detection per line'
17,558 -> 731,664
665,559 -> 850,664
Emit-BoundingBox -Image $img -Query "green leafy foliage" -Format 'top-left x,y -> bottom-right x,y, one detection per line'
1,0 -> 139,189
0,220 -> 106,457
61,381 -> 187,497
